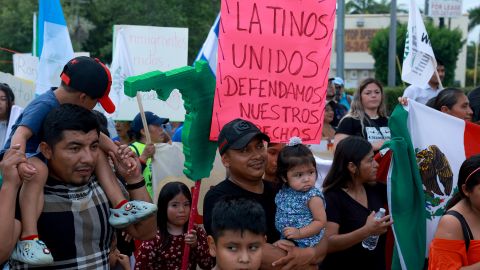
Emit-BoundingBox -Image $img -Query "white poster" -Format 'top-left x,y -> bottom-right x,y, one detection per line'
111,25 -> 188,121
0,72 -> 35,107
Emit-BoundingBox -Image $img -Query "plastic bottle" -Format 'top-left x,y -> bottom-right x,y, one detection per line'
362,208 -> 386,251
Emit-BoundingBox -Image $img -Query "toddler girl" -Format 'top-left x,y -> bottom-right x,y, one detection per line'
275,137 -> 327,248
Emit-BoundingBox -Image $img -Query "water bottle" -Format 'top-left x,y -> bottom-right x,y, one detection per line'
362,208 -> 386,251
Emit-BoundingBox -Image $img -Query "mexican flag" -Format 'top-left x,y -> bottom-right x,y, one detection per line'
385,100 -> 480,270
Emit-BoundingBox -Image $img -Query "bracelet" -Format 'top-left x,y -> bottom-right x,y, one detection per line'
126,177 -> 145,190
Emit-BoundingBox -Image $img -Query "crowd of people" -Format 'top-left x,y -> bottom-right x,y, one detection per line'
0,55 -> 479,270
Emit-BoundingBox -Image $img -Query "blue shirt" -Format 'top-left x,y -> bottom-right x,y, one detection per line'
3,89 -> 59,154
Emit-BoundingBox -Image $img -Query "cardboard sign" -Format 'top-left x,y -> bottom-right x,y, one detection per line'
210,0 -> 336,143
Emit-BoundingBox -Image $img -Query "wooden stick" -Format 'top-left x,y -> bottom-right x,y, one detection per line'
136,92 -> 151,144
396,55 -> 406,88
433,58 -> 443,90
181,180 -> 201,270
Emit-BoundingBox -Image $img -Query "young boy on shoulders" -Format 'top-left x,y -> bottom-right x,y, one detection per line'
207,197 -> 267,270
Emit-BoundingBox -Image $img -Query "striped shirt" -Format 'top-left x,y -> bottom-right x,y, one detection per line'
10,176 -> 114,269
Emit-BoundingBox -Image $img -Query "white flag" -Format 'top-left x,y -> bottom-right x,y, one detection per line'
195,13 -> 220,76
401,0 -> 437,87
109,29 -> 134,119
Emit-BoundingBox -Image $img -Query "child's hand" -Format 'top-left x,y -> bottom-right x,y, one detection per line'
17,161 -> 37,181
117,253 -> 131,270
109,146 -> 141,181
184,229 -> 197,248
115,142 -> 138,173
121,231 -> 133,243
0,145 -> 26,187
283,227 -> 301,240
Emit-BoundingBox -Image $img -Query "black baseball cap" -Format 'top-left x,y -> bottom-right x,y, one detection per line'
218,118 -> 270,156
60,56 -> 115,113
130,111 -> 169,133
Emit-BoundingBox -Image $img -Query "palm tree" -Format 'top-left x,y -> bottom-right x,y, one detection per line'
346,0 -> 406,14
346,0 -> 389,14
469,6 -> 480,31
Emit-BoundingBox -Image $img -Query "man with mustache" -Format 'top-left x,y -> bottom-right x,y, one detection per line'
203,118 -> 327,270
8,104 -> 156,269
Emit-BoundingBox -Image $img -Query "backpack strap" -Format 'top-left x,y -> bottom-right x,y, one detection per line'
445,210 -> 473,251
129,143 -> 140,156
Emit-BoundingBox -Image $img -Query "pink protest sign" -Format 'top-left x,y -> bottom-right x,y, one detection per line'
210,0 -> 336,143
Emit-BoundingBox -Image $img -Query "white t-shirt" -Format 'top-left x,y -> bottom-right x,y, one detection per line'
402,84 -> 442,105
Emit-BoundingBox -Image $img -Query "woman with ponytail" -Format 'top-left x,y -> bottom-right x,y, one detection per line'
429,155 -> 480,269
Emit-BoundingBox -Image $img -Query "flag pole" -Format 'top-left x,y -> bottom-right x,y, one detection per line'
432,58 -> 443,90
181,180 -> 201,270
396,55 -> 406,88
136,93 -> 151,144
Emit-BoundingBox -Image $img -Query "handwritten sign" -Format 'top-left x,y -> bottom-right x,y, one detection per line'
113,25 -> 188,75
0,72 -> 35,108
111,25 -> 188,121
13,52 -> 90,83
210,0 -> 336,143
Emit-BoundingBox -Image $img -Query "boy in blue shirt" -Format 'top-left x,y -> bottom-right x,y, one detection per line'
6,56 -> 157,265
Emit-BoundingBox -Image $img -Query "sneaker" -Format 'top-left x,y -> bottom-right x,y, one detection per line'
11,239 -> 54,265
109,200 -> 158,228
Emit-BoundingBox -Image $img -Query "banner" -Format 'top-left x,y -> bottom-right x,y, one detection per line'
210,0 -> 336,143
402,0 -> 437,87
111,25 -> 188,121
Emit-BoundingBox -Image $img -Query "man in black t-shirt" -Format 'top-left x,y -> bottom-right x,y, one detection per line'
203,118 -> 327,269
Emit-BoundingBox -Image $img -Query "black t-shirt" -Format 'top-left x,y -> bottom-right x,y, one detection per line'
203,179 -> 280,243
336,116 -> 391,143
321,183 -> 387,270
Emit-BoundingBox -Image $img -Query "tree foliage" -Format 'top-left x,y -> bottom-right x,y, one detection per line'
468,6 -> 480,31
369,22 -> 464,86
0,0 -> 220,73
345,0 -> 406,14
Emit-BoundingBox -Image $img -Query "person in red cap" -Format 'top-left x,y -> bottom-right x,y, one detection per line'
3,56 -> 157,266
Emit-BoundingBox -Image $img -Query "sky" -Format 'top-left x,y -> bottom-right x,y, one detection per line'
395,0 -> 480,42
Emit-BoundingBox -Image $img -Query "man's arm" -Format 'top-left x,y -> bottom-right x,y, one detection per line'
268,235 -> 327,270
0,146 -> 25,263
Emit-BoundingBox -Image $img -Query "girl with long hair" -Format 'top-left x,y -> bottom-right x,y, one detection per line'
429,155 -> 480,269
321,136 -> 392,269
334,78 -> 390,151
135,182 -> 214,270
